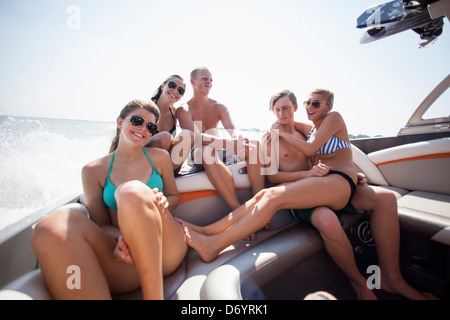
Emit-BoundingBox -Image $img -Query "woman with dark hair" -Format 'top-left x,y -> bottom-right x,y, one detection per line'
32,100 -> 188,299
147,75 -> 193,170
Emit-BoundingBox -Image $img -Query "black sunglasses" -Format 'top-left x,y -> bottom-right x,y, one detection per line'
303,100 -> 329,108
167,81 -> 185,96
129,115 -> 158,135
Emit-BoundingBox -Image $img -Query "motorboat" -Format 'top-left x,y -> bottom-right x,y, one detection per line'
0,0 -> 449,301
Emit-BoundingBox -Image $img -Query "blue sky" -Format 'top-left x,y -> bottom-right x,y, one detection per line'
0,0 -> 449,136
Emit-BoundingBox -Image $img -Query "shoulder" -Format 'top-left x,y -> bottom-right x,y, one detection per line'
209,98 -> 226,110
293,121 -> 313,136
326,111 -> 344,122
174,103 -> 192,119
175,103 -> 190,114
82,153 -> 111,180
83,153 -> 110,171
144,147 -> 172,176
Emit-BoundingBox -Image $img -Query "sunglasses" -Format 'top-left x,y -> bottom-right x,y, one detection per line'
128,115 -> 158,135
167,81 -> 185,96
303,100 -> 329,108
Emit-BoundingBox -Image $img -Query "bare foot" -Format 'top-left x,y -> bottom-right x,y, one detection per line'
175,218 -> 208,235
352,284 -> 378,300
182,225 -> 220,263
381,276 -> 439,300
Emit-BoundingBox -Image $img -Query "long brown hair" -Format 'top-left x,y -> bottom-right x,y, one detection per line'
109,100 -> 160,153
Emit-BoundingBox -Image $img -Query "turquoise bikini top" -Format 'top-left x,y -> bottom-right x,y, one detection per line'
307,126 -> 351,157
103,148 -> 163,211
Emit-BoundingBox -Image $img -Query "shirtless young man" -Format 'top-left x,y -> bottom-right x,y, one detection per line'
176,67 -> 264,210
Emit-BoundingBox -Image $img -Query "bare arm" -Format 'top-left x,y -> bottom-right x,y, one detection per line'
218,104 -> 239,138
176,105 -> 195,132
148,148 -> 179,212
276,112 -> 347,156
81,158 -> 120,238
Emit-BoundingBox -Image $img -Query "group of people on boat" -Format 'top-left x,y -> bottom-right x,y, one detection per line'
31,67 -> 436,300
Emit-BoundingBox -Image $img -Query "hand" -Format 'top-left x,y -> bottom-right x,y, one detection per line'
309,161 -> 332,177
235,135 -> 251,159
113,235 -> 133,265
269,122 -> 283,141
152,188 -> 169,210
270,121 -> 284,131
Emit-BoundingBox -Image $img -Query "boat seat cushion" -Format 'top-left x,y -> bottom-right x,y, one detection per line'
397,191 -> 450,244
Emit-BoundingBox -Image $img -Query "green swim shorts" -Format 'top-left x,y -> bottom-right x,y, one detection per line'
291,202 -> 359,225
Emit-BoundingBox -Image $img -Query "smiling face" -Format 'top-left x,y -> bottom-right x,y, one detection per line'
304,93 -> 332,122
162,77 -> 186,103
191,69 -> 213,95
118,108 -> 157,147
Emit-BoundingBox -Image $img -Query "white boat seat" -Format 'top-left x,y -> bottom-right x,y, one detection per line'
397,191 -> 450,245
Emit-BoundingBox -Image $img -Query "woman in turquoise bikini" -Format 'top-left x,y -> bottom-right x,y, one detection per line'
32,100 -> 187,299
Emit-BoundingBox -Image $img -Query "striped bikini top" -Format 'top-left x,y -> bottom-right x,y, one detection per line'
307,126 -> 351,157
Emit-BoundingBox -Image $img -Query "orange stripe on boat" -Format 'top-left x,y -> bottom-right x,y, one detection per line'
376,153 -> 450,167
179,188 -> 249,204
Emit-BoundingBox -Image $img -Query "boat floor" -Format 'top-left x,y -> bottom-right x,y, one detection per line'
260,250 -> 405,300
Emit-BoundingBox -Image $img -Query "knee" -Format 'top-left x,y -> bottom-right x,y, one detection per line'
147,131 -> 172,150
378,189 -> 397,206
311,208 -> 341,238
32,207 -> 88,254
115,181 -> 158,217
116,181 -> 156,206
258,187 -> 283,209
158,131 -> 173,150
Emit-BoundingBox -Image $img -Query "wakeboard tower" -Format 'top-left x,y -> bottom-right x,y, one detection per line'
356,0 -> 447,47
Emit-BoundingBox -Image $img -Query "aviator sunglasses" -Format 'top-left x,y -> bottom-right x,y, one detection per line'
303,100 -> 329,108
167,81 -> 185,96
128,115 -> 158,135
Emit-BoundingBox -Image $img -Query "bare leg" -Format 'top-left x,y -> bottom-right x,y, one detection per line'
202,146 -> 241,210
185,175 -> 352,262
146,131 -> 172,150
32,181 -> 187,300
179,189 -> 267,238
116,181 -> 187,299
246,139 -> 266,196
310,207 -> 377,300
32,208 -> 139,299
352,185 -> 437,300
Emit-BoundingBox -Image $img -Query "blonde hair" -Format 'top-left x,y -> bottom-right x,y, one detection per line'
310,89 -> 334,105
190,67 -> 211,80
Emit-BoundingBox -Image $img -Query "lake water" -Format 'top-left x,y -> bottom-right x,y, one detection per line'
0,115 -> 116,231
